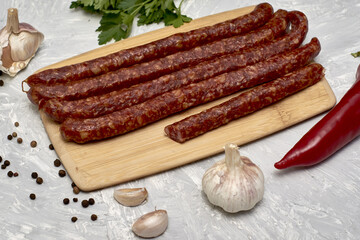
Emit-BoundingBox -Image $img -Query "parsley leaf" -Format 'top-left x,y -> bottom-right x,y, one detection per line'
70,0 -> 192,45
96,13 -> 126,44
164,9 -> 192,27
351,51 -> 360,58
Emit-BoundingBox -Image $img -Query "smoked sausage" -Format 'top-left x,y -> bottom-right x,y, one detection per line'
60,38 -> 321,143
164,63 -> 324,143
43,11 -> 308,122
28,9 -> 288,105
24,3 -> 274,87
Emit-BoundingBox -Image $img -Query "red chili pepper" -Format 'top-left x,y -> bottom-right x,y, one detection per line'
274,64 -> 360,169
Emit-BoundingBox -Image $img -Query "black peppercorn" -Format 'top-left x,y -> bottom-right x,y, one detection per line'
12,132 -> 17,138
14,122 -> 19,127
31,172 -> 38,179
4,160 -> 10,166
7,135 -> 12,140
58,170 -> 66,177
7,171 -> 13,177
49,144 -> 54,150
71,182 -> 76,188
0,79 -> 4,87
63,198 -> 70,205
71,217 -> 77,222
91,214 -> 97,221
81,200 -> 89,208
73,186 -> 80,194
73,198 -> 78,203
17,138 -> 23,144
36,177 -> 43,185
0,156 -> 2,163
54,159 -> 61,167
88,198 -> 95,205
14,172 -> 19,177
1,164 -> 6,170
30,141 -> 37,148
29,193 -> 36,200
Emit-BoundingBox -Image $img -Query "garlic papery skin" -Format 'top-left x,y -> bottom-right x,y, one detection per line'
113,187 -> 148,207
132,209 -> 168,238
202,143 -> 264,213
0,8 -> 44,77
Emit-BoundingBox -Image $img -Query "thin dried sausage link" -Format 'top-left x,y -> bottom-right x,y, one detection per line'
60,38 -> 321,143
28,10 -> 288,105
164,63 -> 324,143
43,10 -> 307,122
24,3 -> 274,87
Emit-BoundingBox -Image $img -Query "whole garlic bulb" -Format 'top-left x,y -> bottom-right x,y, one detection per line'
202,143 -> 264,213
0,8 -> 44,77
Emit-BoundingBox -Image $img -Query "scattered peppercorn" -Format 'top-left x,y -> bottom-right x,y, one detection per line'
29,193 -> 36,200
0,156 -> 2,163
14,172 -> 19,177
63,198 -> 70,205
49,144 -> 54,150
12,132 -> 17,138
7,135 -> 13,140
81,200 -> 89,208
30,141 -> 37,148
88,198 -> 95,205
73,198 -> 78,203
7,171 -> 13,177
31,172 -> 38,179
14,122 -> 19,127
71,182 -> 76,188
58,170 -> 66,177
54,159 -> 61,167
4,160 -> 10,166
36,177 -> 43,185
0,80 -> 4,86
73,186 -> 80,194
71,216 -> 78,222
17,138 -> 23,144
91,214 -> 97,221
1,165 -> 6,170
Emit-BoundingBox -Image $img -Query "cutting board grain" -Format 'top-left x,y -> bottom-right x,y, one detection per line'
38,6 -> 336,191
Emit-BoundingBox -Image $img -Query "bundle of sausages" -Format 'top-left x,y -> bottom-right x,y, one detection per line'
24,3 -> 324,144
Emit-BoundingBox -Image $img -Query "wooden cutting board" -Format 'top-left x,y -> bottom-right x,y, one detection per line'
38,6 -> 336,191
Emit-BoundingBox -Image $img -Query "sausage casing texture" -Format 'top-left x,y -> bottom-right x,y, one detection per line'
164,63 -> 325,143
28,9 -> 289,105
42,10 -> 308,122
24,3 -> 274,87
60,38 -> 321,143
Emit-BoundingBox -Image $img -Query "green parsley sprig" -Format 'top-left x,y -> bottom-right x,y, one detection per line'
70,0 -> 192,45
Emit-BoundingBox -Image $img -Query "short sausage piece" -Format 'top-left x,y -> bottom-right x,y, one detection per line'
42,10 -> 308,122
28,9 -> 288,105
24,3 -> 274,87
164,63 -> 324,143
60,38 -> 321,143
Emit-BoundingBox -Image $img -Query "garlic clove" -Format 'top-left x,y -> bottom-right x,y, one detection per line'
114,187 -> 148,207
0,8 -> 44,77
9,30 -> 43,62
202,143 -> 264,213
132,209 -> 168,238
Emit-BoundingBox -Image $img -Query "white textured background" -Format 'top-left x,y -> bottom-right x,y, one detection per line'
0,0 -> 359,239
